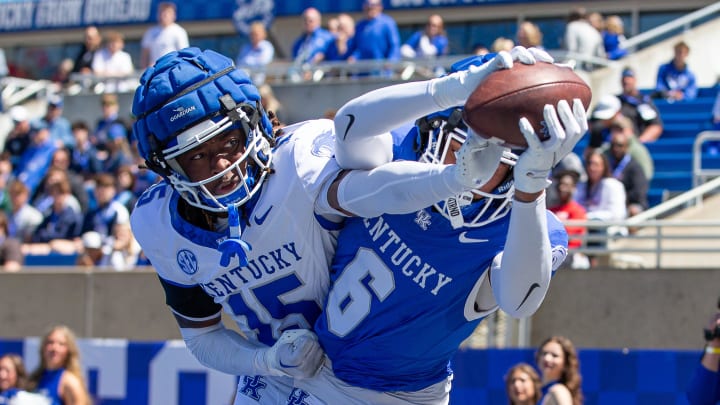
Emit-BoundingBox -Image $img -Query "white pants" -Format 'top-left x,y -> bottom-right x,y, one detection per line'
293,360 -> 452,405
233,374 -> 296,405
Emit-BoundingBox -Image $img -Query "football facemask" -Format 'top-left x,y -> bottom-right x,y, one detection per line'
415,108 -> 517,228
133,48 -> 274,213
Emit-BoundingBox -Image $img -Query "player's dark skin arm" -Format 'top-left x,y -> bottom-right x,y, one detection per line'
514,189 -> 543,203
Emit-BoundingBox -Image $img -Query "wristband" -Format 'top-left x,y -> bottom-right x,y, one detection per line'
706,346 -> 720,354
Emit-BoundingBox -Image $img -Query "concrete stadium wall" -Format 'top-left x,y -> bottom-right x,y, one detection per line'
531,267 -> 720,349
2,267 -> 718,348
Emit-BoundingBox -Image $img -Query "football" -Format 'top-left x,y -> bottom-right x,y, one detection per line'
462,62 -> 592,149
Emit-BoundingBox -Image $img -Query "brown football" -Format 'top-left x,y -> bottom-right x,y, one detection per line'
462,62 -> 592,149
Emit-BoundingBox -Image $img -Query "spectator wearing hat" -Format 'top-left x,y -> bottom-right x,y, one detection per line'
619,67 -> 664,143
93,93 -> 129,153
605,116 -> 649,217
40,95 -> 74,149
654,41 -> 697,101
76,230 -> 107,267
587,94 -> 655,181
4,106 -> 32,167
13,120 -> 57,196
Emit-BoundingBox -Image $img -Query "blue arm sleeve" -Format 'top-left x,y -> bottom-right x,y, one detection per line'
686,362 -> 720,405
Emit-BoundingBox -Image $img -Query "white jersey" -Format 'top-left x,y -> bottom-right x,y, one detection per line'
130,119 -> 342,346
141,23 -> 189,66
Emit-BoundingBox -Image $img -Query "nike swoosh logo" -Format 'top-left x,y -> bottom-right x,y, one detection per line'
279,360 -> 298,369
254,205 -> 273,225
342,113 -> 355,140
516,283 -> 541,311
458,232 -> 489,244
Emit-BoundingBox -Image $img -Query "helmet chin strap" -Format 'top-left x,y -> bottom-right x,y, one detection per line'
218,204 -> 252,266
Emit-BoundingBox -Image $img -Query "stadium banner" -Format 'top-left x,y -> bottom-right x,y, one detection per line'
0,0 -> 561,33
0,338 -> 702,404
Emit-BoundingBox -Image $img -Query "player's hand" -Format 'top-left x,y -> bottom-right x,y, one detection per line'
453,129 -> 507,189
431,51 -> 512,109
510,46 -> 554,65
514,99 -> 588,194
257,329 -> 325,379
432,46 -> 553,110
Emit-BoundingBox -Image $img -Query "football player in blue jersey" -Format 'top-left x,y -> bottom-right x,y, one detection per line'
129,46 -> 548,404
293,59 -> 588,403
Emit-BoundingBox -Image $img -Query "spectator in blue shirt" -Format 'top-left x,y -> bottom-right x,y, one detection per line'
31,176 -> 83,243
92,93 -> 128,152
602,15 -> 628,60
655,41 -> 697,101
291,7 -> 333,65
687,302 -> 720,405
348,0 -> 401,64
400,14 -> 448,59
69,120 -> 101,178
13,121 -> 57,197
236,21 -> 274,85
40,94 -> 74,149
324,13 -> 355,62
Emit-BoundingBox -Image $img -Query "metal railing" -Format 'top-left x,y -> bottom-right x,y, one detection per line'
622,1 -> 720,51
0,76 -> 55,108
693,130 -> 720,191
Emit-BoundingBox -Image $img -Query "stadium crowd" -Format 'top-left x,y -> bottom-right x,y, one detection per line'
0,3 -> 715,272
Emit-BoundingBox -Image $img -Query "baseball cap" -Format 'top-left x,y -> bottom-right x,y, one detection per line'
48,94 -> 64,108
9,105 -> 28,123
621,67 -> 635,78
364,0 -> 382,6
592,95 -> 621,120
82,231 -> 103,250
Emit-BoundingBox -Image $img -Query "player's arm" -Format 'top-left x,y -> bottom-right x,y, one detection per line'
490,99 -> 586,318
158,277 -> 324,378
319,133 -> 506,217
333,47 -> 553,169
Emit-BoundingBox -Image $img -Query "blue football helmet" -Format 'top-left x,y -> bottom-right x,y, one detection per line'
132,47 -> 274,213
414,107 -> 517,228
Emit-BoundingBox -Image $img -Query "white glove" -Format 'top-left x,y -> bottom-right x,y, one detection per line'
514,99 -> 589,193
453,130 -> 507,189
431,51 -> 513,110
254,329 -> 325,379
431,46 -> 554,110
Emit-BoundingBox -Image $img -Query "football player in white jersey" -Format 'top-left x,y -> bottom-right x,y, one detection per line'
129,47 -> 539,404
292,51 -> 588,404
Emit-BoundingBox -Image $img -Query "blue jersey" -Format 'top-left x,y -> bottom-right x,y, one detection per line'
315,205 -> 567,391
36,368 -> 64,405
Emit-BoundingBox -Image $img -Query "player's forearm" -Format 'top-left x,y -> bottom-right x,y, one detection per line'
334,161 -> 467,218
334,80 -> 442,144
491,194 -> 551,318
181,323 -> 267,376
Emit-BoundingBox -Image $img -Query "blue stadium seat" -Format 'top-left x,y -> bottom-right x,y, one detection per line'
24,253 -> 79,266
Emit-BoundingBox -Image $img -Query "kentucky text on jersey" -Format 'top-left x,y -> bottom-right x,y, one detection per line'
199,242 -> 302,298
364,216 -> 452,295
